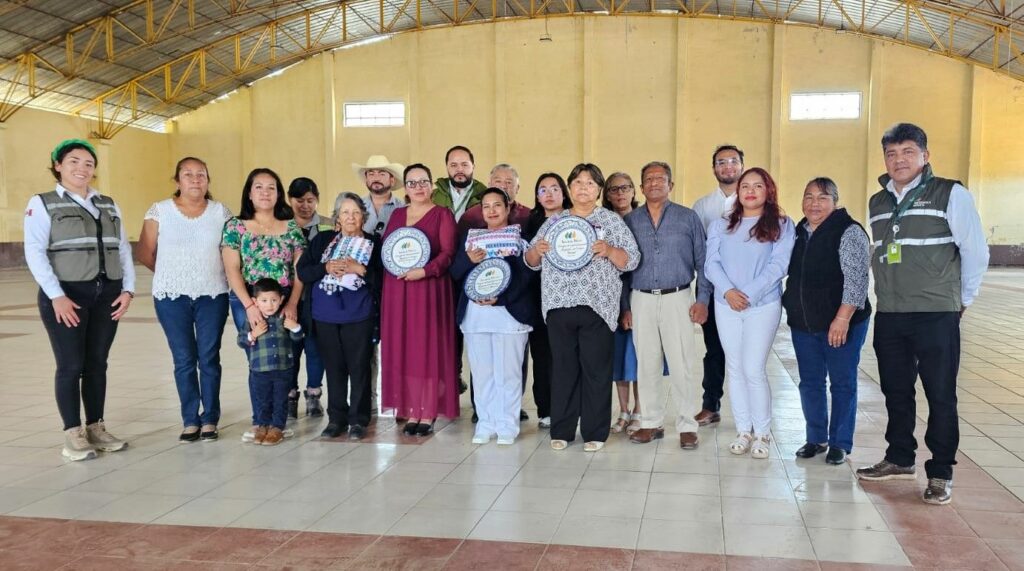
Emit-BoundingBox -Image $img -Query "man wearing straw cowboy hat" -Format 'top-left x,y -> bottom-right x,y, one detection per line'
345,155 -> 405,237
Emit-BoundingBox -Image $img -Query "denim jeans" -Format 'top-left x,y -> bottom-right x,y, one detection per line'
228,290 -> 258,424
154,294 -> 229,427
290,328 -> 324,393
251,369 -> 291,429
792,318 -> 869,452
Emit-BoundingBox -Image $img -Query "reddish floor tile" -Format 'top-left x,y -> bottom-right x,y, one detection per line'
0,547 -> 78,571
954,469 -> 1006,490
175,527 -> 298,563
986,538 -> 1024,571
951,488 -> 1024,513
443,539 -> 546,570
0,516 -> 67,550
957,510 -> 1024,540
894,534 -> 1008,570
875,504 -> 977,536
257,531 -> 377,567
347,555 -> 449,570
358,536 -> 460,559
61,555 -> 250,570
818,564 -> 912,571
726,555 -> 821,570
103,524 -> 219,559
536,545 -> 634,570
632,549 -> 727,570
860,481 -> 925,507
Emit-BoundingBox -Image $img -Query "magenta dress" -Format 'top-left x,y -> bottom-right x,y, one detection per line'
380,206 -> 459,419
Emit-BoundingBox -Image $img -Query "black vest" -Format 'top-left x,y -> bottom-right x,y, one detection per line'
783,208 -> 871,333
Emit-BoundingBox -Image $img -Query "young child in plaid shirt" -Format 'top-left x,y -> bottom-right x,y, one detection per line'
238,279 -> 304,445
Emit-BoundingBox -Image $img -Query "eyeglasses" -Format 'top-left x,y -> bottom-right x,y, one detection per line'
714,158 -> 742,167
404,179 -> 431,189
537,186 -> 562,196
606,184 -> 634,194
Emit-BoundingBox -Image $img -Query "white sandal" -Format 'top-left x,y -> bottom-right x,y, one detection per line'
729,432 -> 753,455
611,411 -> 630,433
625,412 -> 642,435
751,435 -> 771,459
551,439 -> 568,451
583,441 -> 605,452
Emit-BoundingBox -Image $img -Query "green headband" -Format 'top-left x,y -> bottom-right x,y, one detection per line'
51,139 -> 97,163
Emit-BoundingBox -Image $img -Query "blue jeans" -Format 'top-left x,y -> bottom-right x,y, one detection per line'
251,369 -> 291,429
290,309 -> 324,393
229,291 -> 259,424
792,318 -> 870,452
154,294 -> 229,427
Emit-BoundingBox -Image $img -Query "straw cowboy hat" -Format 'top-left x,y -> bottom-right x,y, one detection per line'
352,155 -> 404,190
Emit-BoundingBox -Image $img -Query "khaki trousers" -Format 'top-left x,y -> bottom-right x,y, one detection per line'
631,290 -> 701,434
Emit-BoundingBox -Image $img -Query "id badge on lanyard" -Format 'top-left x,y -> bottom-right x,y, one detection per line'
884,180 -> 927,265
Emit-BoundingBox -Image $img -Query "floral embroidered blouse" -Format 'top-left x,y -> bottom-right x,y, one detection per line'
221,217 -> 307,287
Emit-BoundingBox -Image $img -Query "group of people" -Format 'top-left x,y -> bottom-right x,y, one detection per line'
25,121 -> 988,506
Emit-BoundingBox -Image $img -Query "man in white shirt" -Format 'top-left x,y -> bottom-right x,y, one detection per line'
691,145 -> 744,427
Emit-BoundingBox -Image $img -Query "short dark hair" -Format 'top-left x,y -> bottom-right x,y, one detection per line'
567,163 -> 605,190
238,168 -> 293,221
531,172 -> 573,216
173,157 -> 211,199
640,161 -> 673,184
252,278 -> 284,297
404,163 -> 433,182
49,142 -> 98,181
479,187 -> 510,207
287,177 -> 319,199
444,145 -> 475,165
712,145 -> 745,167
881,123 -> 928,151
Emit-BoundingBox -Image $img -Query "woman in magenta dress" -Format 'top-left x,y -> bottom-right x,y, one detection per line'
380,163 -> 459,436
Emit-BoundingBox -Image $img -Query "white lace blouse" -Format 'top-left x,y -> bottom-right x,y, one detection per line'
145,199 -> 233,300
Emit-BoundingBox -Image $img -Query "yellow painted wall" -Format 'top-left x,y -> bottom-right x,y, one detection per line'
3,15 -> 1023,252
0,107 -> 170,242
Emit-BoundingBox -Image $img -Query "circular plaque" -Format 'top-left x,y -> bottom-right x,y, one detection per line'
545,215 -> 597,271
382,227 -> 431,277
464,258 -> 512,301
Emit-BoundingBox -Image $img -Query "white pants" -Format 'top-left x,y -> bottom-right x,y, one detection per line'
632,290 -> 701,433
466,332 -> 529,439
715,300 -> 782,437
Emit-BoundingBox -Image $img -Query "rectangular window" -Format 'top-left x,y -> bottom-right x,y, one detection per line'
789,92 -> 861,120
343,101 -> 405,127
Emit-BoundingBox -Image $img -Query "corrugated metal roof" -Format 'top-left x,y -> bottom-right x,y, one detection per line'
0,0 -> 1021,134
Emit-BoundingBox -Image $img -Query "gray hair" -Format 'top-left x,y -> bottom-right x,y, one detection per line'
489,163 -> 519,182
332,191 -> 369,220
640,161 -> 673,184
806,177 -> 839,203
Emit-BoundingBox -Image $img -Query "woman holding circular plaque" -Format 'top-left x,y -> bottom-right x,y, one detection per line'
380,163 -> 459,436
525,163 -> 640,452
452,188 -> 537,445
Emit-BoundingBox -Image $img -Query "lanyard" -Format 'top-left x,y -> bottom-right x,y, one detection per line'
887,176 -> 930,237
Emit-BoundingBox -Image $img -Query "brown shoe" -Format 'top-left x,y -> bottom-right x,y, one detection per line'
679,432 -> 699,449
629,427 -> 665,444
253,426 -> 268,445
262,427 -> 284,446
694,409 -> 721,426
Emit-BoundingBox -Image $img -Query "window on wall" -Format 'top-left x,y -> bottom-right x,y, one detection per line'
789,92 -> 861,120
343,102 -> 405,127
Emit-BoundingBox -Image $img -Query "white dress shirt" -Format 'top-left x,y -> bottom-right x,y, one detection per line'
692,186 -> 738,232
24,184 -> 137,299
883,174 -> 989,307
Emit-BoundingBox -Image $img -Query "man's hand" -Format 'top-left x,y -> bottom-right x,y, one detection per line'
689,302 -> 708,325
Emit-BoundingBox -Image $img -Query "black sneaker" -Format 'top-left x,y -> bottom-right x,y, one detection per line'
923,478 -> 952,505
179,428 -> 200,443
795,443 -> 827,458
304,390 -> 324,417
200,426 -> 219,442
349,425 -> 367,440
520,410 -> 529,421
321,423 -> 346,438
825,447 -> 847,465
855,460 -> 916,481
287,394 -> 299,419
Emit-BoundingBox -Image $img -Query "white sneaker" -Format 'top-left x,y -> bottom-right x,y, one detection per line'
63,427 -> 97,462
538,417 -> 551,429
496,436 -> 515,446
282,428 -> 295,439
85,421 -> 127,452
241,425 -> 258,443
471,434 -> 491,445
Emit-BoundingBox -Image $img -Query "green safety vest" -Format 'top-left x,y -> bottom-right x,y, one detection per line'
38,190 -> 123,282
868,164 -> 961,313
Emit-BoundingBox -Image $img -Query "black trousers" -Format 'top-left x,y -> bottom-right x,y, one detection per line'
526,322 -> 552,418
547,306 -> 613,443
315,318 -> 374,427
873,311 -> 961,480
38,278 -> 122,430
700,297 -> 727,412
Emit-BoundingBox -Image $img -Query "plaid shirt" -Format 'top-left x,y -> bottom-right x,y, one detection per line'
237,314 -> 303,372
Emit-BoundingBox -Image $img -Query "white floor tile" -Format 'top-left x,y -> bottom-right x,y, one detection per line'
808,528 -> 911,566
637,518 -> 725,554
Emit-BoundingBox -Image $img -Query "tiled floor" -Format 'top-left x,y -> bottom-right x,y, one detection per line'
1,266 -> 1023,570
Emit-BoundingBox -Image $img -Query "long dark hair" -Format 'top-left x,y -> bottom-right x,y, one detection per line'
238,167 -> 293,220
601,172 -> 638,211
726,167 -> 785,243
530,172 -> 572,216
173,156 -> 212,199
